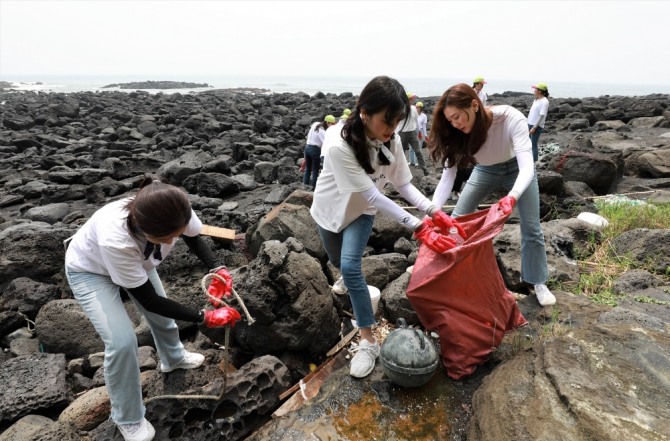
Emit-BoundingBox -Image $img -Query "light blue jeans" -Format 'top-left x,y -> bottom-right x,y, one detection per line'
317,214 -> 376,328
65,267 -> 186,425
452,157 -> 548,285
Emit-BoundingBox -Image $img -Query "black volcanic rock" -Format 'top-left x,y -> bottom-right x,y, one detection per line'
102,80 -> 210,89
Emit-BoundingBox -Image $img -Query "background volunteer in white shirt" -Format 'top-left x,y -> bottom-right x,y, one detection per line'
428,83 -> 556,307
303,115 -> 337,189
396,92 -> 431,175
473,75 -> 488,106
527,82 -> 550,161
311,76 -> 465,379
64,177 -> 241,441
410,101 -> 428,166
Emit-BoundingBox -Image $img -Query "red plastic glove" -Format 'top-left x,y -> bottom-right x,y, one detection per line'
498,195 -> 517,215
203,306 -> 241,328
432,210 -> 467,239
207,267 -> 233,306
418,132 -> 423,140
413,218 -> 457,254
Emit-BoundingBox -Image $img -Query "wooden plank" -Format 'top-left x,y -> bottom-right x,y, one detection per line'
200,225 -> 236,242
326,326 -> 358,357
273,350 -> 349,418
277,327 -> 358,402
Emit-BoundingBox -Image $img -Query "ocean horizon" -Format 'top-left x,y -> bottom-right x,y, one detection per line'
2,74 -> 670,99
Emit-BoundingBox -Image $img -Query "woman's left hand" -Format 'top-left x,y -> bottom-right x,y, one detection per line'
498,196 -> 517,215
203,307 -> 241,328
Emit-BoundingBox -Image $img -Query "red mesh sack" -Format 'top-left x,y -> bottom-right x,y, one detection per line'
407,204 -> 527,379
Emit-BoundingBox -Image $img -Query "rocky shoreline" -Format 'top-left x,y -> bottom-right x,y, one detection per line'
101,80 -> 211,89
1,86 -> 669,440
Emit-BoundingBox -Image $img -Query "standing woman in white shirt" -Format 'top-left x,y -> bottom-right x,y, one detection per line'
64,177 -> 241,441
428,83 -> 556,307
311,76 -> 465,378
411,101 -> 428,166
527,82 -> 550,161
473,75 -> 488,107
303,115 -> 337,189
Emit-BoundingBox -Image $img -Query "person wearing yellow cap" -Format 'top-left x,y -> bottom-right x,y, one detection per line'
411,101 -> 428,166
528,83 -> 550,162
337,109 -> 350,126
472,76 -> 488,106
396,93 -> 431,175
302,115 -> 337,189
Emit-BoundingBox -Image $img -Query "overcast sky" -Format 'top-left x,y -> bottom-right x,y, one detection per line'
1,0 -> 669,86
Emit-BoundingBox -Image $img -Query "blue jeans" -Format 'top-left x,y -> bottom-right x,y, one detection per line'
65,267 -> 186,425
317,215 -> 376,328
452,157 -> 548,285
303,144 -> 321,188
528,124 -> 543,162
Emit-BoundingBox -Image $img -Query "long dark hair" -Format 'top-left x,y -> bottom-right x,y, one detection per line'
341,76 -> 409,174
428,83 -> 492,169
315,120 -> 329,132
125,175 -> 192,239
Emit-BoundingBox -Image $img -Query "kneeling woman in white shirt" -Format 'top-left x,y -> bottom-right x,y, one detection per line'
64,176 -> 240,440
310,76 -> 465,379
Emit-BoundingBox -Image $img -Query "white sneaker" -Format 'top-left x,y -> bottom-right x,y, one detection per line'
534,284 -> 556,306
350,339 -> 380,378
117,418 -> 155,441
332,276 -> 348,295
160,351 -> 205,373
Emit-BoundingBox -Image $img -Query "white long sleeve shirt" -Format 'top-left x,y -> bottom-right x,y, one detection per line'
417,112 -> 428,138
432,105 -> 534,209
306,122 -> 327,147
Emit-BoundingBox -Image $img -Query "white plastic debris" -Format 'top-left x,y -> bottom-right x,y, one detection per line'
577,212 -> 610,228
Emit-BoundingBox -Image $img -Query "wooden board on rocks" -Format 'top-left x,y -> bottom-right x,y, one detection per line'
201,225 -> 236,243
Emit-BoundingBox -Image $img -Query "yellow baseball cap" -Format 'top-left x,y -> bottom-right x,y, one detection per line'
532,83 -> 548,92
324,115 -> 336,123
473,76 -> 486,84
416,101 -> 424,107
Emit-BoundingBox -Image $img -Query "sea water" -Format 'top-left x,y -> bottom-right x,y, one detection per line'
1,74 -> 669,99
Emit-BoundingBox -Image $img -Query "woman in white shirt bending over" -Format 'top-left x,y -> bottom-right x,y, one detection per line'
428,83 -> 556,307
303,115 -> 337,189
527,82 -> 550,161
311,76 -> 465,379
65,177 -> 241,441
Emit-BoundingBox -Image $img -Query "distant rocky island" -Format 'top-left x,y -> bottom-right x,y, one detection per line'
0,81 -> 16,89
102,80 -> 210,89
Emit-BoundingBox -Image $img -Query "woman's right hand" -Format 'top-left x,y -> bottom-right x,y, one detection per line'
413,219 -> 457,253
432,211 -> 467,239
